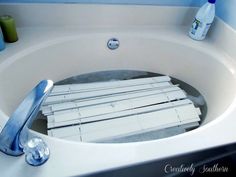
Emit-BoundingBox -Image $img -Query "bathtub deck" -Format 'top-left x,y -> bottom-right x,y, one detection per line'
42,76 -> 201,142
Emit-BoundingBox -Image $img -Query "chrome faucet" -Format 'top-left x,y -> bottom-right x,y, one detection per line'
0,80 -> 53,166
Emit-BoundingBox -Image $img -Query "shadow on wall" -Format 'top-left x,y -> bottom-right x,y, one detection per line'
215,0 -> 236,29
200,0 -> 236,30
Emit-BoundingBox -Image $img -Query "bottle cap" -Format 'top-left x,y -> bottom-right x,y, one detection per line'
208,0 -> 216,4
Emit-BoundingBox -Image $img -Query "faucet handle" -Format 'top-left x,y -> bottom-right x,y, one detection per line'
23,137 -> 50,166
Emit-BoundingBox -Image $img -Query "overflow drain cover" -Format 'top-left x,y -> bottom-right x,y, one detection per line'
107,38 -> 120,50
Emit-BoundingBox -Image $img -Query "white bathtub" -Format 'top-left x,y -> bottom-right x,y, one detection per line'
0,26 -> 236,176
0,4 -> 236,177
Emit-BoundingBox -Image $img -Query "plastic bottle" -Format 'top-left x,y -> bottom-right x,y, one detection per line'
189,0 -> 216,40
0,28 -> 5,51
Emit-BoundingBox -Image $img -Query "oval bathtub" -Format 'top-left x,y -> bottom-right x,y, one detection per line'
1,30 -> 236,176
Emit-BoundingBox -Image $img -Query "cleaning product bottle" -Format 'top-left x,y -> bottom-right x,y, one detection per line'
189,0 -> 216,40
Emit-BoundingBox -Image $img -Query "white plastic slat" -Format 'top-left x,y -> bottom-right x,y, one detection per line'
63,135 -> 82,141
47,125 -> 80,138
47,112 -> 80,124
78,94 -> 167,118
80,116 -> 141,140
138,109 -> 179,130
54,122 -> 200,143
47,99 -> 200,131
47,99 -> 192,128
47,90 -> 188,128
44,82 -> 172,105
80,105 -> 199,142
48,88 -> 185,118
46,76 -> 201,142
175,104 -> 201,122
48,103 -> 198,142
51,76 -> 171,95
182,122 -> 200,129
42,85 -> 181,115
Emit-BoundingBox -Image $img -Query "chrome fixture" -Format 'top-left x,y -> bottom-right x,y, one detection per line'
0,80 -> 53,166
107,38 -> 119,50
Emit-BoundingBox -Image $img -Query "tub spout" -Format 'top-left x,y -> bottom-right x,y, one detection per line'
0,80 -> 53,166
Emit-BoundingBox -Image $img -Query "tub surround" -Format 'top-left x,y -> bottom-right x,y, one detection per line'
0,4 -> 234,50
209,19 -> 236,60
0,4 -> 236,177
0,4 -> 235,61
0,4 -> 198,27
